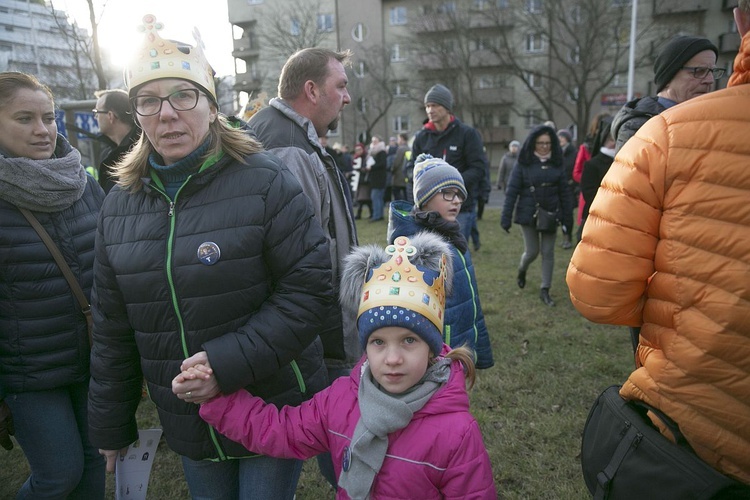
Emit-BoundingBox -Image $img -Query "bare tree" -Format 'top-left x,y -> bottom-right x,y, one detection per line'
48,0 -> 109,91
258,0 -> 332,60
346,45 -> 398,142
405,6 -> 494,125
483,0 -> 656,135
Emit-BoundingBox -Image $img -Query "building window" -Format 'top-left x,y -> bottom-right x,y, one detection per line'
525,0 -> 543,13
290,18 -> 301,36
478,75 -> 504,89
474,0 -> 509,9
437,2 -> 457,13
525,72 -> 543,88
391,44 -> 406,62
393,81 -> 408,97
352,22 -> 367,42
612,72 -> 626,87
476,110 -> 494,128
569,46 -> 580,64
474,37 -> 495,51
353,61 -> 367,78
525,109 -> 542,128
357,97 -> 367,113
498,108 -> 510,125
390,6 -> 407,25
393,115 -> 410,132
568,86 -> 579,102
317,14 -> 334,32
569,5 -> 582,23
525,33 -> 544,53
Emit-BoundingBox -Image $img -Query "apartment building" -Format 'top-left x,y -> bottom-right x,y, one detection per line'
228,0 -> 738,163
0,0 -> 97,101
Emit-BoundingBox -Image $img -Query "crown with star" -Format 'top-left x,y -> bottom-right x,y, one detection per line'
339,232 -> 453,354
125,14 -> 217,103
358,236 -> 447,332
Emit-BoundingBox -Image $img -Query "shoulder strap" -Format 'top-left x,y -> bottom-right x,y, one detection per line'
18,208 -> 93,346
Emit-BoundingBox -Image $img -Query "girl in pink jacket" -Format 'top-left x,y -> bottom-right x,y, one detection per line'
174,233 -> 496,499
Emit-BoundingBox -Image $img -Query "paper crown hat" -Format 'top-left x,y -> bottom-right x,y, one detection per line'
339,233 -> 453,355
125,14 -> 217,104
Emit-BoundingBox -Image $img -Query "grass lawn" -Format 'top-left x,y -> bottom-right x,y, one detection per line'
0,206 -> 633,499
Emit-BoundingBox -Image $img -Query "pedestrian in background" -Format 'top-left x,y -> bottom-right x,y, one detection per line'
501,125 -> 573,307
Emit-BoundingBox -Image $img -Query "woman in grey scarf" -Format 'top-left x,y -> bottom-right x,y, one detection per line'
0,72 -> 105,498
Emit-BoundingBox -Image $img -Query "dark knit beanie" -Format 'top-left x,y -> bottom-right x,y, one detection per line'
557,129 -> 573,143
653,36 -> 718,92
424,84 -> 454,112
412,154 -> 467,209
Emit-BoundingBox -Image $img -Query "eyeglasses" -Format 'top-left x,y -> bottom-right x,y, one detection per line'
536,141 -> 552,146
130,88 -> 204,117
681,66 -> 726,79
440,189 -> 466,202
92,109 -> 109,115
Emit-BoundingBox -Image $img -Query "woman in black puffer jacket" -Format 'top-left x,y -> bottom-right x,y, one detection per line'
501,125 -> 573,307
88,16 -> 333,500
0,72 -> 105,498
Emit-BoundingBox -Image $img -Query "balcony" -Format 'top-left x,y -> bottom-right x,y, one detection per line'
233,36 -> 261,60
413,14 -> 457,34
653,0 -> 707,15
477,126 -> 514,145
473,87 -> 514,105
719,32 -> 741,53
233,72 -> 263,93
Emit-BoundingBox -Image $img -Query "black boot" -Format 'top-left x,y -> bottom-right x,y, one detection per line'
561,233 -> 572,249
540,288 -> 555,307
517,269 -> 526,289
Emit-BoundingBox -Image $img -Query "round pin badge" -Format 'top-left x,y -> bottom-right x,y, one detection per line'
342,445 -> 352,472
197,242 -> 221,265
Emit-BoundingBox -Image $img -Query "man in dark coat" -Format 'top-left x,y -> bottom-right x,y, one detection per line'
412,83 -> 488,242
93,89 -> 139,193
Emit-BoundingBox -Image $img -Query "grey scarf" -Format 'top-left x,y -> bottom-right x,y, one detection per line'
338,358 -> 452,499
0,136 -> 86,212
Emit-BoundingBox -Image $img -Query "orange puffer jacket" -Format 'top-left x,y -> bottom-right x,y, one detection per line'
566,34 -> 750,485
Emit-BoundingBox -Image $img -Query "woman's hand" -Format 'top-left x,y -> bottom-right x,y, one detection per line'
172,352 -> 220,404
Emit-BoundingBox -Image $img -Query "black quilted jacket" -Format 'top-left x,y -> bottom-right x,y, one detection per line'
88,149 -> 333,460
0,179 -> 103,398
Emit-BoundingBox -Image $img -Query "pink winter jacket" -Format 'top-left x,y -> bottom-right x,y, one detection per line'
199,352 -> 496,499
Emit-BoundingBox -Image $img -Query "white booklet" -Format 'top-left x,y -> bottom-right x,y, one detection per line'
115,428 -> 163,500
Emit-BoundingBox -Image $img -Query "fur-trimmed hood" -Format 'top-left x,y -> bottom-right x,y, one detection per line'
339,232 -> 453,335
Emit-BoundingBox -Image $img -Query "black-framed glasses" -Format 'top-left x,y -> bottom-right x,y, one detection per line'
130,88 -> 204,117
682,66 -> 726,79
440,189 -> 466,203
536,141 -> 552,146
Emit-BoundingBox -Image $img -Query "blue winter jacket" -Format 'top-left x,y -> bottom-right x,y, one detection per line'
387,200 -> 494,369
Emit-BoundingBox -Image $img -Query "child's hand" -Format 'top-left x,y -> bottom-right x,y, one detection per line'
180,364 -> 213,381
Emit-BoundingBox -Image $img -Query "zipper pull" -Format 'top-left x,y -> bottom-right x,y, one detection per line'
168,202 -> 175,217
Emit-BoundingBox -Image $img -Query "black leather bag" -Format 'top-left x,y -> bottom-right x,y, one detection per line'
533,206 -> 558,232
581,385 -> 749,500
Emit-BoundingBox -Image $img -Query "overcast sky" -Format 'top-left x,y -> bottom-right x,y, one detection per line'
62,0 -> 236,76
